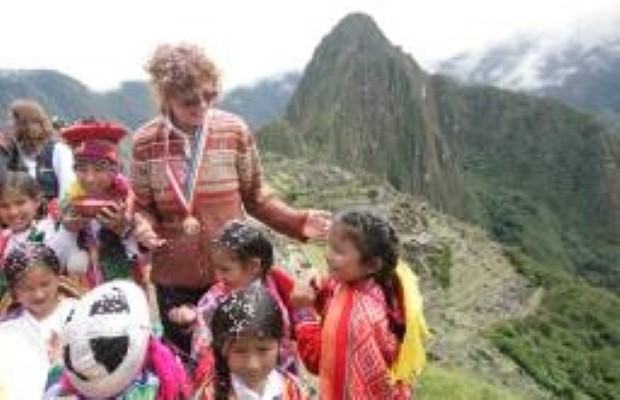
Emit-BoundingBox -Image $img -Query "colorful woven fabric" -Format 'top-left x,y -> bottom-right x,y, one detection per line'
297,279 -> 413,399
131,110 -> 309,288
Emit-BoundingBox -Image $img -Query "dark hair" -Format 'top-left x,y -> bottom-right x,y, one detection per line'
335,210 -> 404,339
0,171 -> 43,203
336,210 -> 399,275
210,285 -> 283,400
0,171 -> 45,221
213,220 -> 274,277
3,242 -> 61,287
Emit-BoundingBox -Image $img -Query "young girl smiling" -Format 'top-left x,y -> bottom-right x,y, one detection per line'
0,242 -> 76,399
168,220 -> 297,373
293,210 -> 430,399
194,285 -> 307,400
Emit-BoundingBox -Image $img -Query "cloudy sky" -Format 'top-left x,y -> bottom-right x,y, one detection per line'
1,0 -> 618,91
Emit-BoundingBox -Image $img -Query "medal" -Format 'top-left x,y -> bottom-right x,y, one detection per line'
164,117 -> 209,236
182,215 -> 201,235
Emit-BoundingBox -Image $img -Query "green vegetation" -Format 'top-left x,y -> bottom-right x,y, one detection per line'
425,243 -> 453,288
417,364 -> 535,400
463,170 -> 619,290
491,252 -> 620,399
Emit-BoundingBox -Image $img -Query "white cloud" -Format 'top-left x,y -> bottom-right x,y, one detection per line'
1,0 -> 619,91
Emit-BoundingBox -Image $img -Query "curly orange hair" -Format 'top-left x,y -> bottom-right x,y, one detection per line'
145,43 -> 220,110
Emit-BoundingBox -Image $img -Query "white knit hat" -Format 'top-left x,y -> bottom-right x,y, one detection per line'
59,280 -> 151,398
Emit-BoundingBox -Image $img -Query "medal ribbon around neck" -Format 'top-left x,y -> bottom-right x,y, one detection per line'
164,117 -> 208,217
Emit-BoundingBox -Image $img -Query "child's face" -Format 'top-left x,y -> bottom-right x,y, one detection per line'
212,247 -> 260,291
12,265 -> 59,320
326,222 -> 374,283
74,159 -> 114,196
0,190 -> 40,231
226,335 -> 279,394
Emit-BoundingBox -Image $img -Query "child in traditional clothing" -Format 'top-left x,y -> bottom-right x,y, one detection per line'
292,210 -> 430,399
0,171 -> 64,303
0,242 -> 77,399
193,285 -> 307,400
57,119 -> 159,288
168,220 -> 298,373
44,280 -> 189,399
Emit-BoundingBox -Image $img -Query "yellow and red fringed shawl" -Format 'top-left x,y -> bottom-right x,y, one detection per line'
317,261 -> 429,399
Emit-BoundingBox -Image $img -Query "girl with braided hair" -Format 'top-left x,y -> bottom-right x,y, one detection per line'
0,171 -> 68,307
0,242 -> 77,399
194,285 -> 307,400
168,219 -> 298,374
292,210 -> 430,399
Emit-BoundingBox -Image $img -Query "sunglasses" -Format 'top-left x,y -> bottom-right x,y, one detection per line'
179,90 -> 218,108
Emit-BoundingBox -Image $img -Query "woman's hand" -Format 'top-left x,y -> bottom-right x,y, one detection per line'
134,213 -> 166,249
302,210 -> 332,240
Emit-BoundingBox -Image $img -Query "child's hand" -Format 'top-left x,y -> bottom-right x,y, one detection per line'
47,332 -> 62,365
290,282 -> 317,308
168,305 -> 197,326
60,211 -> 90,232
97,201 -> 128,235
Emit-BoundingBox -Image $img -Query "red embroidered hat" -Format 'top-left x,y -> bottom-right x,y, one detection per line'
61,120 -> 126,164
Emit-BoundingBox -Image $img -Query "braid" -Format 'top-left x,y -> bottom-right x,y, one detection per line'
213,350 -> 232,400
377,272 -> 405,340
337,210 -> 404,340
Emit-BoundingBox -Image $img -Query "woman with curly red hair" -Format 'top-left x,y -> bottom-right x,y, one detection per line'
132,43 -> 332,356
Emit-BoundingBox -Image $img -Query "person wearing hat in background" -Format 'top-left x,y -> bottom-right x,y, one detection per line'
57,119 -> 160,289
0,99 -> 75,201
132,43 -> 332,357
44,280 -> 190,399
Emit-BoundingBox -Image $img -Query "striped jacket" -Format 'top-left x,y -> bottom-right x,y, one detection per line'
131,109 -> 308,288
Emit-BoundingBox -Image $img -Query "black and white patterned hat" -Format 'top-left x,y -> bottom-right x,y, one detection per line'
59,280 -> 151,398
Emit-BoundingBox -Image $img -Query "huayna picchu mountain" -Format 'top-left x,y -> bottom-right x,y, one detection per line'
264,13 -> 465,217
259,13 -> 620,398
259,12 -> 620,291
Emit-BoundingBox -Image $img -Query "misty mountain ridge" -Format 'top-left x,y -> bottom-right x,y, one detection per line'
219,71 -> 300,129
259,13 -> 620,398
0,69 -> 155,129
436,8 -> 620,123
0,68 -> 299,131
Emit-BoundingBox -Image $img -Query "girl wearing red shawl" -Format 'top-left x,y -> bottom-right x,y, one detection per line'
293,210 -> 430,399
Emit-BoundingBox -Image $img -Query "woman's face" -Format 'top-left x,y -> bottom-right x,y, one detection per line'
14,116 -> 49,155
165,85 -> 217,132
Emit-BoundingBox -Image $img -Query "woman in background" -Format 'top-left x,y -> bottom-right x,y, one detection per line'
0,99 -> 74,201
